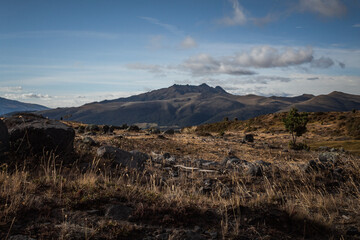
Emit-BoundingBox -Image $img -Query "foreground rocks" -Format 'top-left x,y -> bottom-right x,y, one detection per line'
4,113 -> 75,156
96,145 -> 148,170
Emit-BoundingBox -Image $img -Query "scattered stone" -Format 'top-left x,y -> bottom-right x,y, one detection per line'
82,136 -> 96,146
245,164 -> 263,177
319,152 -> 339,164
163,152 -> 171,159
0,119 -> 9,154
164,129 -> 175,135
102,125 -> 110,133
149,128 -> 161,134
255,160 -> 272,167
244,134 -> 254,142
105,204 -> 133,221
4,113 -> 75,156
127,125 -> 140,131
96,145 -> 147,170
86,124 -> 99,132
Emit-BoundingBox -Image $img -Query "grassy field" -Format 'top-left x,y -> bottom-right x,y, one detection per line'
1,111 -> 360,239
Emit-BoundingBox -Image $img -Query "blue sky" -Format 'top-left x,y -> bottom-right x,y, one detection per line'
1,0 -> 360,107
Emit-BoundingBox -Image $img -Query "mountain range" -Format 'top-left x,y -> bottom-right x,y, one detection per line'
0,97 -> 49,116
38,84 -> 360,128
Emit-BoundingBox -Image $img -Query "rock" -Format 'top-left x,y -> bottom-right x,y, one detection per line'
86,124 -> 99,132
222,157 -> 248,166
4,113 -> 74,156
0,119 -> 9,154
102,125 -> 110,133
82,136 -> 96,146
127,125 -> 140,131
245,164 -> 263,177
163,152 -> 171,159
244,134 -> 254,142
96,145 -> 147,170
105,204 -> 133,221
346,226 -> 360,236
149,128 -> 161,134
129,150 -> 149,164
164,129 -> 175,135
319,152 -> 339,164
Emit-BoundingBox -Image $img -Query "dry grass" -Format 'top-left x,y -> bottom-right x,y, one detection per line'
1,111 -> 360,239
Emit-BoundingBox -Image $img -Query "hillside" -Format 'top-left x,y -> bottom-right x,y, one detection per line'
1,111 -> 360,239
39,84 -> 360,128
0,97 -> 49,116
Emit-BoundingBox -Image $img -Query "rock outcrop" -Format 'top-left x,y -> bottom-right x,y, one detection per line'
4,113 -> 75,156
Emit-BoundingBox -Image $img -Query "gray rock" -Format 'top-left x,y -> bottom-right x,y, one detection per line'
149,128 -> 161,134
245,164 -> 263,177
4,113 -> 74,156
127,125 -> 140,131
102,125 -> 110,133
82,136 -> 96,146
86,124 -> 99,132
319,152 -> 339,164
97,145 -> 147,170
0,119 -> 9,154
164,129 -> 175,135
105,204 -> 133,221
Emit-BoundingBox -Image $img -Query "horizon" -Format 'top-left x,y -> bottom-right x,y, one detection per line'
1,0 -> 360,108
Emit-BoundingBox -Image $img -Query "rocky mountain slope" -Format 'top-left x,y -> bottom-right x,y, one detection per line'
0,97 -> 49,116
39,84 -> 360,127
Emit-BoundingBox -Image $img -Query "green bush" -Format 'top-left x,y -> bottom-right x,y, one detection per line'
283,108 -> 309,146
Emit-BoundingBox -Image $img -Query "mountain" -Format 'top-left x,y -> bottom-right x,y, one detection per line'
0,97 -> 49,116
39,84 -> 360,128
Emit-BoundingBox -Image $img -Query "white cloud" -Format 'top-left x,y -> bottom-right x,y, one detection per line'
298,0 -> 347,17
126,63 -> 165,76
0,86 -> 23,92
182,53 -> 256,76
180,36 -> 197,49
353,24 -> 360,28
218,0 -> 247,26
148,35 -> 164,49
22,93 -> 51,99
232,46 -> 314,68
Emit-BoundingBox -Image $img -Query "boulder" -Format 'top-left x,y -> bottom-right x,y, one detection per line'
164,129 -> 175,135
244,134 -> 254,142
96,145 -> 147,170
0,119 -> 9,154
4,113 -> 74,156
82,136 -> 96,146
86,124 -> 99,132
127,125 -> 140,131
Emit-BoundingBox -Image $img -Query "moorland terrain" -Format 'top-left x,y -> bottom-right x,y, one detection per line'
0,110 -> 360,239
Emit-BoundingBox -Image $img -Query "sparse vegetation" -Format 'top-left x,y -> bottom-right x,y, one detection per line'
1,111 -> 360,239
283,108 -> 309,149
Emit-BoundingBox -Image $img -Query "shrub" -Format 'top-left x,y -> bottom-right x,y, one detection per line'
283,108 -> 309,146
288,141 -> 310,151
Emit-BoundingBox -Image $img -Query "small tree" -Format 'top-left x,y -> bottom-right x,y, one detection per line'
283,108 -> 309,147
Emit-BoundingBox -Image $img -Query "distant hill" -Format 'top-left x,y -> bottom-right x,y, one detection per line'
39,84 -> 360,128
0,97 -> 49,116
